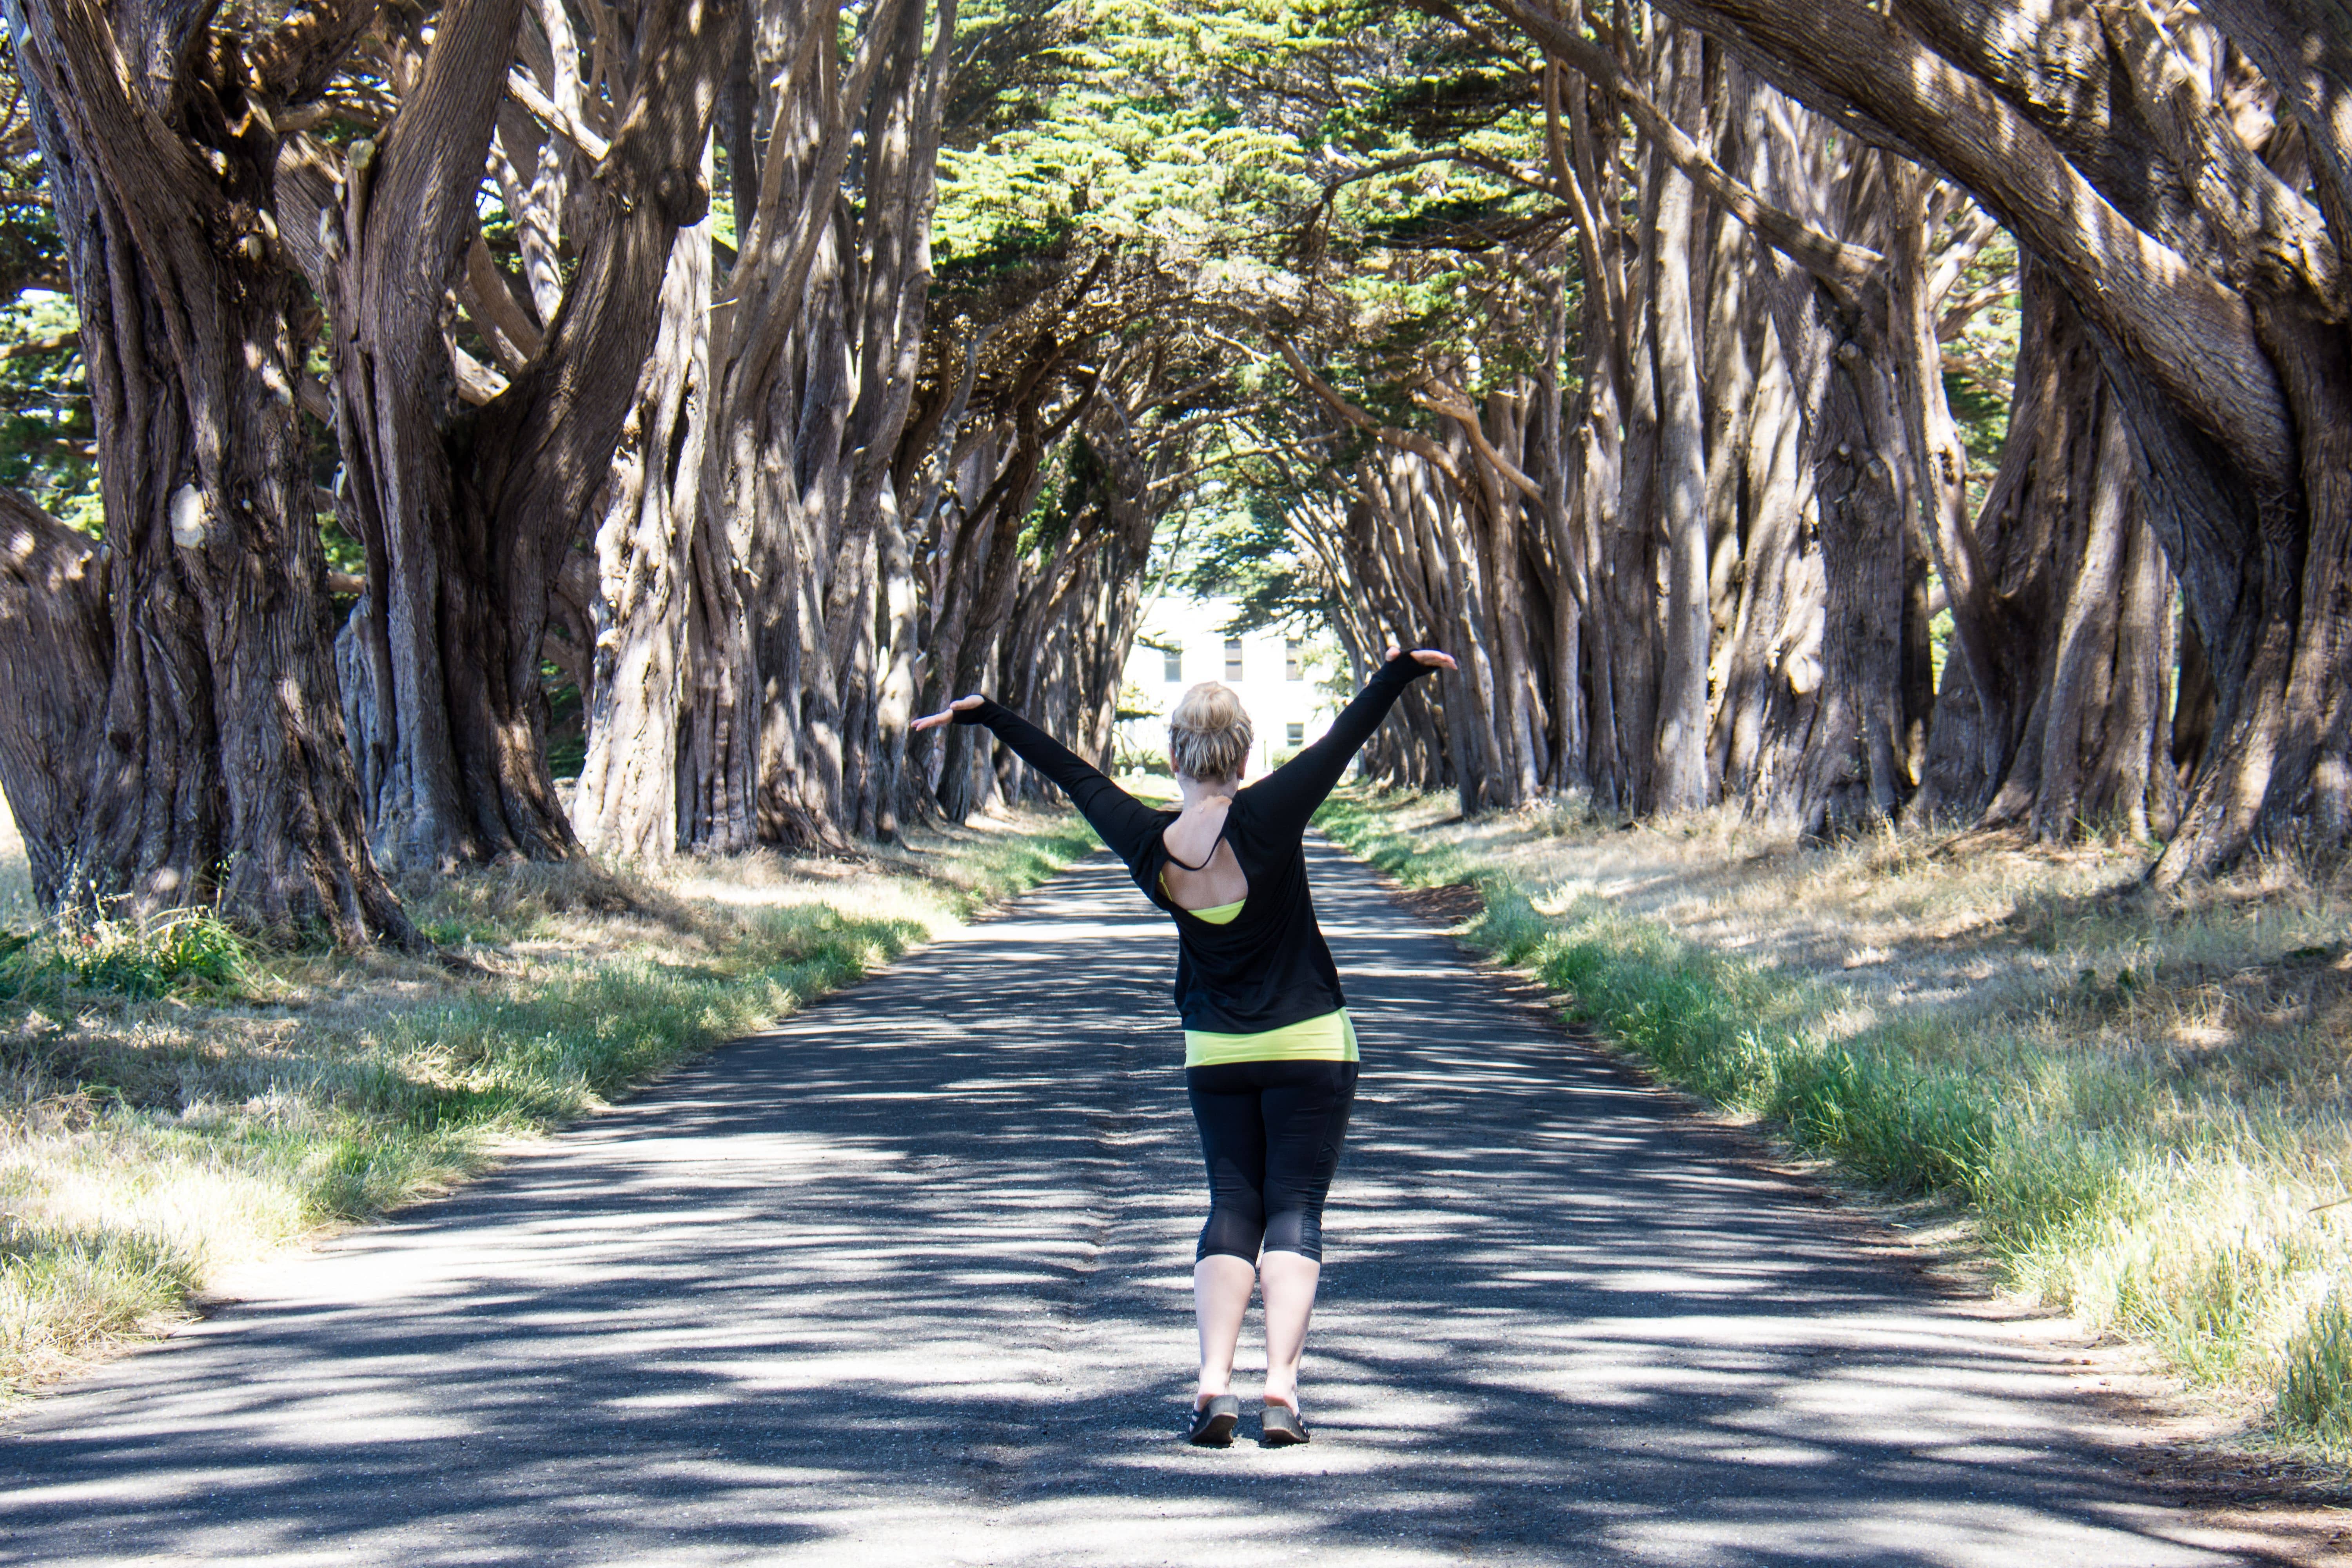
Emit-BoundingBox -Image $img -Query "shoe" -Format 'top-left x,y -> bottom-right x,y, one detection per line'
1188,1394 -> 1241,1446
1260,1399 -> 1308,1446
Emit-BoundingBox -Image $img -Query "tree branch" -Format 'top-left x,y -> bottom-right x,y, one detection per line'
1411,382 -> 1544,505
0,328 -> 77,359
1490,0 -> 1886,309
249,0 -> 381,107
1270,337 -> 1468,492
1632,0 -> 2297,497
506,65 -> 611,161
459,232 -> 545,368
2094,0 -> 2341,312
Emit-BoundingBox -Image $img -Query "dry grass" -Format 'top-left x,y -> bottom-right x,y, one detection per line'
1318,787 -> 2352,1457
0,807 -> 1096,1402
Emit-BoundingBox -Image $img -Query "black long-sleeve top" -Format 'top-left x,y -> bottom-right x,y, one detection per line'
955,652 -> 1436,1034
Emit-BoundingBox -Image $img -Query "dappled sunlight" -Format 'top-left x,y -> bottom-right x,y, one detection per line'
1323,790 -> 2352,1461
0,811 -> 1102,1404
0,849 -> 2269,1564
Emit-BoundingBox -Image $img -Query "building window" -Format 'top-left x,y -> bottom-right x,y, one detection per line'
1286,722 -> 1305,747
1163,647 -> 1181,682
1223,637 -> 1243,680
1284,638 -> 1303,680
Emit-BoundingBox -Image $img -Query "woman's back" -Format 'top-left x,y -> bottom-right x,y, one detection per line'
1160,797 -> 1245,909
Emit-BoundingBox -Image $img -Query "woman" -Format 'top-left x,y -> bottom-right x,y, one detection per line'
913,645 -> 1454,1446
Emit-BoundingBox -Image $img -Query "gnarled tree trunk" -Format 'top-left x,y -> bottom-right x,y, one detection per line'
573,199 -> 714,860
1915,264 -> 2181,840
0,491 -> 110,907
327,0 -> 732,871
11,0 -> 411,942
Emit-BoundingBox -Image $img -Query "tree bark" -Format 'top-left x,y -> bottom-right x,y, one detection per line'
320,0 -> 530,870
0,490 -> 109,907
573,198 -> 713,860
328,0 -> 732,872
1915,263 -> 2181,840
1649,28 -> 1713,812
12,0 -> 412,942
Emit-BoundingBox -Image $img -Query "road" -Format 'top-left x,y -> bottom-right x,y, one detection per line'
0,843 -> 2279,1565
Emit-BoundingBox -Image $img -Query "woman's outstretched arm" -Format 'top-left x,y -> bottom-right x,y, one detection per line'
1243,647 -> 1454,839
913,695 -> 1166,869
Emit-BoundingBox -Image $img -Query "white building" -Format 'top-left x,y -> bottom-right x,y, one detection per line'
1119,595 -> 1341,779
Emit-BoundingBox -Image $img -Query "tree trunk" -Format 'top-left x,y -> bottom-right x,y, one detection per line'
1800,318 -> 1912,831
0,491 -> 109,907
1915,265 -> 2181,840
328,0 -> 731,871
318,0 -> 529,869
573,200 -> 713,860
1649,34 -> 1713,813
1531,258 -> 1590,793
13,0 -> 412,942
1604,128 -> 1666,816
1713,309 -> 1826,824
678,444 -> 762,853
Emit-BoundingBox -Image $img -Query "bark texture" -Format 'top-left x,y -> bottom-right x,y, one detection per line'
1625,0 -> 2352,877
1915,263 -> 2182,840
9,0 -> 411,941
0,490 -> 109,907
573,200 -> 714,860
327,0 -> 733,871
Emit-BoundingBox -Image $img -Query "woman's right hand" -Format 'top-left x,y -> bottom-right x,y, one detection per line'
911,695 -> 985,732
1387,645 -> 1459,671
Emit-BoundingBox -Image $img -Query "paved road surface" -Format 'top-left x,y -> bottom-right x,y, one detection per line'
0,844 -> 2275,1565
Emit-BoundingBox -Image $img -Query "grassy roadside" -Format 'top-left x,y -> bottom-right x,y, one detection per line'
1318,786 -> 2352,1457
0,809 -> 1094,1402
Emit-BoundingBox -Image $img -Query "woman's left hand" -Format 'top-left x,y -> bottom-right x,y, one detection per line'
911,695 -> 985,732
1387,645 -> 1459,671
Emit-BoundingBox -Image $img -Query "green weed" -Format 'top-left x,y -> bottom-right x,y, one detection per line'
2280,1290 -> 2352,1444
2,909 -> 250,1000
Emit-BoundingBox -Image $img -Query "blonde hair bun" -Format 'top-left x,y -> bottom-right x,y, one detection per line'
1169,682 -> 1252,783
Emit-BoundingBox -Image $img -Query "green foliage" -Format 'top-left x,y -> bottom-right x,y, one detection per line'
1114,677 -> 1162,723
541,662 -> 587,782
2280,1290 -> 2352,1445
0,294 -> 99,533
924,0 -> 1575,648
0,52 -> 98,532
1164,487 -> 1317,627
935,0 -> 1542,324
1940,231 -> 2021,519
938,0 -> 1318,263
1944,370 -> 2009,473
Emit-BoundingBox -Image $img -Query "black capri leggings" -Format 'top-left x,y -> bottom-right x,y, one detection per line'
1186,1059 -> 1359,1263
